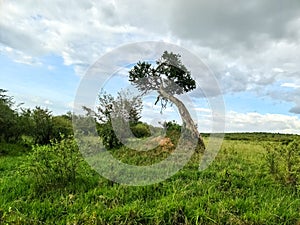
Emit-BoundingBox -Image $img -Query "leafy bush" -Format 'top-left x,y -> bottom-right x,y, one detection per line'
164,120 -> 181,146
24,136 -> 84,190
0,142 -> 30,156
51,115 -> 73,140
97,121 -> 151,150
265,139 -> 300,188
19,108 -> 73,145
0,89 -> 21,142
164,120 -> 181,132
131,123 -> 151,138
265,143 -> 280,175
98,121 -> 123,149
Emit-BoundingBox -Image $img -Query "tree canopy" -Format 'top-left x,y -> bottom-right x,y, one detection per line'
129,51 -> 196,111
128,51 -> 205,150
0,89 -> 73,145
83,90 -> 147,149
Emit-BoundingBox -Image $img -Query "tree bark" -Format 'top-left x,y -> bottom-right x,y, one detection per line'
158,88 -> 205,151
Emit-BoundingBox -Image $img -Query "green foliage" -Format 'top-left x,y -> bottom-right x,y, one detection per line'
19,108 -> 34,140
19,108 -> 73,145
265,143 -> 280,175
164,120 -> 181,132
31,107 -> 53,144
129,51 -> 196,113
224,132 -> 298,142
164,120 -> 181,145
0,89 -> 20,142
52,115 -> 73,140
0,90 -> 72,146
0,142 -> 30,156
128,52 -> 205,149
90,89 -> 143,125
265,139 -> 300,188
129,51 -> 196,97
1,138 -> 300,224
73,114 -> 96,135
23,136 -> 84,190
98,121 -> 151,150
84,90 -> 144,149
131,122 -> 151,138
98,121 -> 123,149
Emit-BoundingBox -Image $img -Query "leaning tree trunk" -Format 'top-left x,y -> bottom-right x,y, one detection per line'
158,88 -> 205,152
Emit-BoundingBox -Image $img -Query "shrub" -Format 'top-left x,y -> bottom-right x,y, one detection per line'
51,115 -> 73,140
265,139 -> 300,188
97,120 -> 152,150
98,121 -> 123,149
265,143 -> 280,175
131,123 -> 151,138
164,120 -> 181,132
24,136 -> 84,190
164,121 -> 181,146
284,140 -> 300,185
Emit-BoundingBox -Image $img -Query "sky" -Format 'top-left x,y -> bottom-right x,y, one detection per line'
1,0 -> 300,134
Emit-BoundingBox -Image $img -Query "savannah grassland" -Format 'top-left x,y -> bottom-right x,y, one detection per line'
0,133 -> 299,225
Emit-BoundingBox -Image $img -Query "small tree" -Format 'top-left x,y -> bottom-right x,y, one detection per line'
52,115 -> 73,140
265,139 -> 300,187
129,51 -> 205,150
0,89 -> 20,142
24,136 -> 84,191
31,107 -> 53,145
83,90 -> 144,149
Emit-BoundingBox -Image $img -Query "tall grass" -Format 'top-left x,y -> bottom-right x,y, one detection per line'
0,137 -> 299,224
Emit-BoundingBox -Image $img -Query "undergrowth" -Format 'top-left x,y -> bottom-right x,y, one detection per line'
0,136 -> 299,224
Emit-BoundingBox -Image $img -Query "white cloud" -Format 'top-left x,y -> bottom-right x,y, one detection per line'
194,107 -> 212,113
141,108 -> 300,134
281,82 -> 300,89
272,68 -> 285,73
1,1 -> 300,87
47,65 -> 55,71
0,0 -> 164,75
0,44 -> 42,65
225,111 -> 300,134
44,100 -> 53,105
1,0 -> 300,120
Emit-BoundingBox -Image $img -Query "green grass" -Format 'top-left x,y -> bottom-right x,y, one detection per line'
0,138 -> 299,224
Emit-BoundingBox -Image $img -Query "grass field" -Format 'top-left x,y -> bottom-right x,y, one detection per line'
0,135 -> 299,224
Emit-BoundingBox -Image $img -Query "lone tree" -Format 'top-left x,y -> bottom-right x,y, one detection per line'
129,51 -> 205,150
83,90 -> 144,149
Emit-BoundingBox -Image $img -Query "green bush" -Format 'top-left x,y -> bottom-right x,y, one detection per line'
164,120 -> 181,146
265,143 -> 280,175
23,136 -> 84,190
265,139 -> 300,188
98,121 -> 123,149
131,123 -> 151,138
51,115 -> 73,140
0,142 -> 30,156
0,89 -> 21,142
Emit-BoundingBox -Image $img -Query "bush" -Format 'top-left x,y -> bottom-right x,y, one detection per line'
51,115 -> 73,140
164,120 -> 181,132
131,123 -> 151,138
164,120 -> 181,146
98,121 -> 123,149
23,136 -> 84,190
0,142 -> 30,156
265,139 -> 300,188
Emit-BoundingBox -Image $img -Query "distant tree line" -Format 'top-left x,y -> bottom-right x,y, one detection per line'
0,89 -> 73,145
223,132 -> 299,142
0,88 -> 154,149
1,88 -> 200,151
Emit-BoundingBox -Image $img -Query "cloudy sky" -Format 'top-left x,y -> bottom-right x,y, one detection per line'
1,0 -> 300,134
